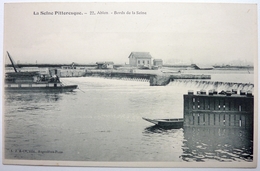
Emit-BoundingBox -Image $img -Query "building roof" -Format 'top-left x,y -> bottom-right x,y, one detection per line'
128,52 -> 152,59
96,62 -> 114,65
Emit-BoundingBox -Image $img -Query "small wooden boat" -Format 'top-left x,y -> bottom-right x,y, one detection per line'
142,117 -> 183,128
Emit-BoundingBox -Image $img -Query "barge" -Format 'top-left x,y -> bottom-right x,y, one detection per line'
5,51 -> 78,93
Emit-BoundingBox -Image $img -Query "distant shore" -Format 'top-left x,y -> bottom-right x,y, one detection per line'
5,63 -> 254,70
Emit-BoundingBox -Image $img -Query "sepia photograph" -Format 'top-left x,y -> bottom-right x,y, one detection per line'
1,1 -> 258,169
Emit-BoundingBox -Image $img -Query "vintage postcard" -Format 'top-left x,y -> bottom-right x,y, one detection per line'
2,2 -> 258,168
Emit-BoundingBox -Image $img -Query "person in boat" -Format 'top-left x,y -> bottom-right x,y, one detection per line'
56,75 -> 60,83
48,74 -> 60,83
52,74 -> 60,83
42,75 -> 46,81
49,75 -> 55,83
36,75 -> 41,82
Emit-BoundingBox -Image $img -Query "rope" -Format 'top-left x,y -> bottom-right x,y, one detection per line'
77,87 -> 85,93
61,78 -> 85,93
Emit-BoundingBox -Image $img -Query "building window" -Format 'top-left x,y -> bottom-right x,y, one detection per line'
143,60 -> 145,64
138,60 -> 140,64
147,60 -> 149,64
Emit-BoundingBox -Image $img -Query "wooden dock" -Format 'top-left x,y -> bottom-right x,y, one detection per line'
183,90 -> 254,129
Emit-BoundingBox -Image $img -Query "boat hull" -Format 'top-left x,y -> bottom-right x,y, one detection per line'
5,85 -> 78,93
142,117 -> 183,128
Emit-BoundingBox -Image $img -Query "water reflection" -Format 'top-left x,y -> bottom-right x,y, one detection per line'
142,125 -> 185,162
4,92 -> 64,116
5,92 -> 62,103
144,125 -> 183,134
143,126 -> 253,162
181,127 -> 253,162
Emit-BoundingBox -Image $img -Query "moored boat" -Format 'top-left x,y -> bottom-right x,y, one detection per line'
142,117 -> 184,128
5,80 -> 78,93
5,51 -> 78,93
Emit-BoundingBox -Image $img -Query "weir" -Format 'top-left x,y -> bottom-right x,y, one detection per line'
169,79 -> 254,92
84,70 -> 152,82
84,70 -> 211,86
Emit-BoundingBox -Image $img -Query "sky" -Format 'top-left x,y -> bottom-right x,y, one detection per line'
3,2 -> 257,65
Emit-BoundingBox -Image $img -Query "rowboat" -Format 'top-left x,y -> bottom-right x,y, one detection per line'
142,117 -> 183,128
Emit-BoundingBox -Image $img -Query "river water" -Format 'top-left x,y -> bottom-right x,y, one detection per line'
4,70 -> 254,162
